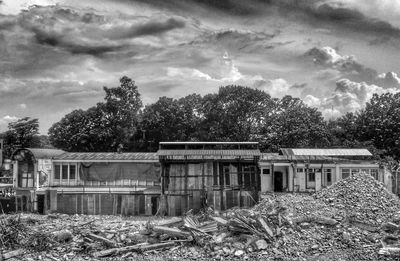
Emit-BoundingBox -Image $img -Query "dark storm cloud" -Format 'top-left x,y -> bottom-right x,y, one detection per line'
0,15 -> 15,30
133,0 -> 400,38
106,17 -> 185,39
304,46 -> 378,83
10,5 -> 187,56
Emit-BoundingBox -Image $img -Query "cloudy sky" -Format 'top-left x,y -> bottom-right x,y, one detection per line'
1,0 -> 400,133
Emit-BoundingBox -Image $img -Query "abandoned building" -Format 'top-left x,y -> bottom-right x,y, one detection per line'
259,148 -> 390,193
11,148 -> 64,213
158,142 -> 261,215
10,144 -> 390,215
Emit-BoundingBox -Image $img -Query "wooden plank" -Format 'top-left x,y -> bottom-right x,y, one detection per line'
152,226 -> 191,238
93,242 -> 176,258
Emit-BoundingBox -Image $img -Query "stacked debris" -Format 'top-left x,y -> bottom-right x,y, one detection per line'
315,172 -> 400,225
2,172 -> 400,260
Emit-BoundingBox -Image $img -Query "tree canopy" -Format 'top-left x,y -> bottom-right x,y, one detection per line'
1,117 -> 40,158
48,76 -> 142,152
46,76 -> 400,161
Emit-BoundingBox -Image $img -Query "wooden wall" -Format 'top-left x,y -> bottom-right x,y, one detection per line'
56,193 -> 158,216
164,160 -> 259,215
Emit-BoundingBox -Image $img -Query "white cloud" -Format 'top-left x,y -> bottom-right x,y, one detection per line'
166,67 -> 212,80
306,78 -> 400,119
254,78 -> 292,98
0,115 -> 18,132
19,103 -> 27,109
377,72 -> 400,88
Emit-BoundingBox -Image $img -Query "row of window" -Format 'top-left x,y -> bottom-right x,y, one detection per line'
213,164 -> 257,187
54,164 -> 77,181
341,168 -> 379,180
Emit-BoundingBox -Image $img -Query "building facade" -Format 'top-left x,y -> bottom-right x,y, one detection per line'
259,149 -> 389,193
11,145 -> 391,215
158,142 -> 261,215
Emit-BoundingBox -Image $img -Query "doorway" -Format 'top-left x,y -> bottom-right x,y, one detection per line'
151,196 -> 158,215
37,195 -> 45,214
274,171 -> 283,192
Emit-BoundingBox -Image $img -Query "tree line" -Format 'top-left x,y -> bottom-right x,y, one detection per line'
1,76 -> 400,161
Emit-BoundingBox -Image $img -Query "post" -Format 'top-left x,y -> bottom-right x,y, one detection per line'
184,156 -> 188,213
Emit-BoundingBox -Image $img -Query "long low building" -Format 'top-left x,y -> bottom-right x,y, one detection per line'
11,143 -> 391,215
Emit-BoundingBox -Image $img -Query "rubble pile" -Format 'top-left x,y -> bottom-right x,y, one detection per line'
315,172 -> 400,224
2,173 -> 400,260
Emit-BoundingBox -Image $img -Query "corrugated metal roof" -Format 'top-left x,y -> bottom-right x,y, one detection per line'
261,154 -> 337,161
12,148 -> 65,160
280,148 -> 372,156
54,152 -> 158,161
157,149 -> 261,157
159,142 -> 258,145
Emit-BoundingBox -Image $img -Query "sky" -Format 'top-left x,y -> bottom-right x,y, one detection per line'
1,0 -> 400,133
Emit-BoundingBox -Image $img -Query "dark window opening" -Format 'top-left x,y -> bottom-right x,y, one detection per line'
327,172 -> 331,183
308,172 -> 315,182
262,168 -> 270,175
54,165 -> 61,180
62,165 -> 68,180
224,166 -> 230,186
70,165 -> 76,180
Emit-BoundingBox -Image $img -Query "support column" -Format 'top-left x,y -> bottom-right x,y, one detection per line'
288,165 -> 294,192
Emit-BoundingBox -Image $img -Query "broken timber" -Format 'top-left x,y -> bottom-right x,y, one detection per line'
93,241 -> 176,258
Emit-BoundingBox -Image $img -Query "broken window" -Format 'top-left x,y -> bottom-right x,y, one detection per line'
223,165 -> 230,186
262,168 -> 270,175
371,169 -> 379,180
351,169 -> 359,175
341,169 -> 350,179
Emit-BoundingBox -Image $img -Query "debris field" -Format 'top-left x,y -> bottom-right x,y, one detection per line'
2,172 -> 400,260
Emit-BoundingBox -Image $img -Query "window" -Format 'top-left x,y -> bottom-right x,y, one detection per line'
361,169 -> 369,174
54,165 -> 61,180
223,165 -> 230,186
371,169 -> 379,180
262,168 -> 270,175
308,172 -> 315,182
315,169 -> 322,172
351,169 -> 359,175
213,163 -> 219,186
70,165 -> 76,180
297,168 -> 304,172
62,165 -> 68,180
55,163 -> 77,182
341,168 -> 350,179
324,169 -> 332,183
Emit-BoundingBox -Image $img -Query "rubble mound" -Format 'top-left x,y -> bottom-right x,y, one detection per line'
315,172 -> 400,224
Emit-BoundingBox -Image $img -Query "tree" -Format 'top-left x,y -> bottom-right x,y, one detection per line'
49,76 -> 142,152
260,96 -> 331,152
1,117 -> 40,158
199,85 -> 274,141
137,94 -> 203,151
354,92 -> 400,159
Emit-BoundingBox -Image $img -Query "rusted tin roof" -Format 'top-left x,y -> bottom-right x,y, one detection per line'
261,154 -> 340,162
12,148 -> 65,160
54,152 -> 158,162
280,148 -> 372,157
157,149 -> 261,157
159,142 -> 259,145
